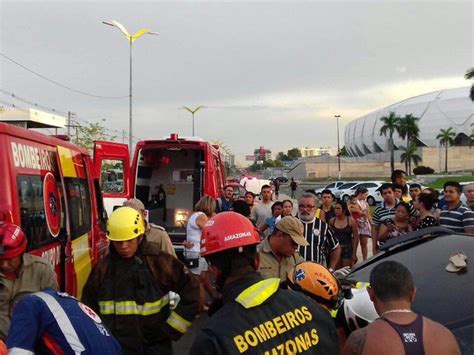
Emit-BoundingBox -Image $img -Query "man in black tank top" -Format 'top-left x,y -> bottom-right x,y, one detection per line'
343,261 -> 460,355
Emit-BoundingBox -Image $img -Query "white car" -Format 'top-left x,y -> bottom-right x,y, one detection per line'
338,181 -> 386,206
333,182 -> 361,199
306,181 -> 347,198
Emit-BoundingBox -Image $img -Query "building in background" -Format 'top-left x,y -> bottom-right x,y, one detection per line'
300,147 -> 332,157
254,146 -> 272,160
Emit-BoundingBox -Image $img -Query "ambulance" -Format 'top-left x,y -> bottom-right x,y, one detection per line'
94,133 -> 226,252
0,121 -> 108,298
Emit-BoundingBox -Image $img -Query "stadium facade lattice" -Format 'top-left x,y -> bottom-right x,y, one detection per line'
344,86 -> 473,157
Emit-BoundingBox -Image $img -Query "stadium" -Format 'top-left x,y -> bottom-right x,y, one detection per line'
344,86 -> 473,157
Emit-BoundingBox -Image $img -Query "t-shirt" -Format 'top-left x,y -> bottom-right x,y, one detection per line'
299,217 -> 339,266
251,201 -> 273,229
439,202 -> 474,233
264,216 -> 278,234
417,216 -> 438,230
372,199 -> 417,228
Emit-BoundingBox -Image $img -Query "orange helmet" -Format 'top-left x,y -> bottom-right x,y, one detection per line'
201,212 -> 260,257
287,261 -> 343,310
0,223 -> 27,259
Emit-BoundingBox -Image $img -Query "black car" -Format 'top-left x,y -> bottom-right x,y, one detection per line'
272,176 -> 288,184
342,227 -> 474,354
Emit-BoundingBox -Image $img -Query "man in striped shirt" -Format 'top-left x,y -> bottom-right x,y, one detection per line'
439,181 -> 474,235
297,193 -> 340,270
372,183 -> 418,251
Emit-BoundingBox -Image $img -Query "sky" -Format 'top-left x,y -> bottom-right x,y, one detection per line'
1,0 -> 472,165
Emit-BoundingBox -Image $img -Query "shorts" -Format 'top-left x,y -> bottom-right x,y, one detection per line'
340,243 -> 353,260
190,257 -> 208,275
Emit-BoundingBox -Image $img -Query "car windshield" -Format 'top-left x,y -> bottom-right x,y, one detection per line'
338,182 -> 358,190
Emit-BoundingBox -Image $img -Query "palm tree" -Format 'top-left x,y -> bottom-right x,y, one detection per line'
397,114 -> 420,172
400,143 -> 422,175
469,132 -> 474,148
379,111 -> 400,172
436,127 -> 456,172
465,68 -> 474,101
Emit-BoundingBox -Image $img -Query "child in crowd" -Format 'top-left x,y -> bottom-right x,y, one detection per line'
260,201 -> 283,236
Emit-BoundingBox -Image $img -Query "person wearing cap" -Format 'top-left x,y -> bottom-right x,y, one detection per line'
81,207 -> 199,354
257,216 -> 308,282
123,198 -> 176,257
189,212 -> 339,355
342,261 -> 460,355
0,223 -> 58,340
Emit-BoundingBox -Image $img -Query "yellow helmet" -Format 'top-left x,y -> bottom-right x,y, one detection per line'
287,261 -> 343,310
106,207 -> 145,241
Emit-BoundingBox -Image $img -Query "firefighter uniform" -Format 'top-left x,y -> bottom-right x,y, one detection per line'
0,254 -> 58,339
146,223 -> 177,257
81,240 -> 199,354
190,273 -> 339,355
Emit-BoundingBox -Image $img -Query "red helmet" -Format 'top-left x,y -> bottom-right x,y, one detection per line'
0,224 -> 27,259
201,212 -> 260,257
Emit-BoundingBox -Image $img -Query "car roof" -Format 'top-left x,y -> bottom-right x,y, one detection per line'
348,228 -> 474,332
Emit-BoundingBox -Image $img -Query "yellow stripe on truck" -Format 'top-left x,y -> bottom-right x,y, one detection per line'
71,233 -> 92,299
57,146 -> 77,178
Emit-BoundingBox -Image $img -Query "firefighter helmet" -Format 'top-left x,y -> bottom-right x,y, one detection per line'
287,261 -> 343,310
106,207 -> 145,242
201,212 -> 260,257
0,223 -> 28,259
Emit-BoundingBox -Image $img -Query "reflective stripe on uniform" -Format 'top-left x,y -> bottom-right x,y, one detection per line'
235,278 -> 280,309
98,294 -> 169,315
34,292 -> 86,354
166,311 -> 192,334
8,348 -> 34,355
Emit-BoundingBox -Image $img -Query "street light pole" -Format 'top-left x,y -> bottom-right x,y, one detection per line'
335,114 -> 341,180
103,20 -> 157,152
182,105 -> 206,136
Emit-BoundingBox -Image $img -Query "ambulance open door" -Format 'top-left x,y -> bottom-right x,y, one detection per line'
93,141 -> 131,216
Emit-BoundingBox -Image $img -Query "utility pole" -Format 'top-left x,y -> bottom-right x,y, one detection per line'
67,111 -> 75,137
334,115 -> 341,180
122,130 -> 126,144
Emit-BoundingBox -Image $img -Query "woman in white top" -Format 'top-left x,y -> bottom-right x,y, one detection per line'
355,187 -> 373,260
184,195 -> 216,313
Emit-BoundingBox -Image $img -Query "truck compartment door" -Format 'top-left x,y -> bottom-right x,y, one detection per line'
93,141 -> 131,215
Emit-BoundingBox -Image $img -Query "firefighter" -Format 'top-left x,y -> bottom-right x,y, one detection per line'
189,212 -> 339,355
7,288 -> 122,354
0,223 -> 58,340
81,207 -> 199,355
122,198 -> 176,257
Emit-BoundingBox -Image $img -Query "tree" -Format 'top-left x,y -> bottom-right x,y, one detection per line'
436,127 -> 456,172
379,111 -> 400,172
465,68 -> 474,101
73,121 -> 115,153
469,132 -> 474,148
287,148 -> 302,160
397,114 -> 420,172
400,143 -> 422,175
339,146 -> 349,157
276,151 -> 290,161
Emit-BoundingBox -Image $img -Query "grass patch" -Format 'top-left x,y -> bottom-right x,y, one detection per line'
428,176 -> 474,189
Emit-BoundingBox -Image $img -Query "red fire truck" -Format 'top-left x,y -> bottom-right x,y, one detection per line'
94,133 -> 226,252
0,122 -> 108,298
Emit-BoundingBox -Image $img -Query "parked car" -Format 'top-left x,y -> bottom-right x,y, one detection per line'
272,176 -> 288,184
306,181 -> 347,198
339,181 -> 385,205
333,182 -> 361,199
341,227 -> 474,354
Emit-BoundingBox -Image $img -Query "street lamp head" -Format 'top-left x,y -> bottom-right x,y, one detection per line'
334,114 -> 341,118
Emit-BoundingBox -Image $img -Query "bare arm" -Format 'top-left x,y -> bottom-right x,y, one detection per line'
464,228 -> 474,236
195,213 -> 209,229
329,245 -> 341,270
342,327 -> 367,355
377,224 -> 390,242
350,217 -> 359,262
319,209 -> 326,223
372,225 -> 379,254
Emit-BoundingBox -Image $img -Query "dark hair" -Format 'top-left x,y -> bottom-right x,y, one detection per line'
224,184 -> 233,191
422,187 -> 440,200
335,201 -> 350,216
417,192 -> 437,210
409,183 -> 421,190
233,200 -> 251,217
206,245 -> 257,288
244,191 -> 255,198
261,184 -> 271,191
370,261 -> 414,302
321,189 -> 335,199
378,183 -> 394,193
355,187 -> 368,195
271,201 -> 283,213
282,199 -> 293,207
443,181 -> 462,194
395,201 -> 411,215
391,170 -> 407,183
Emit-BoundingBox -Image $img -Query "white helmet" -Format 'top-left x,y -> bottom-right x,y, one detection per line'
343,282 -> 379,331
